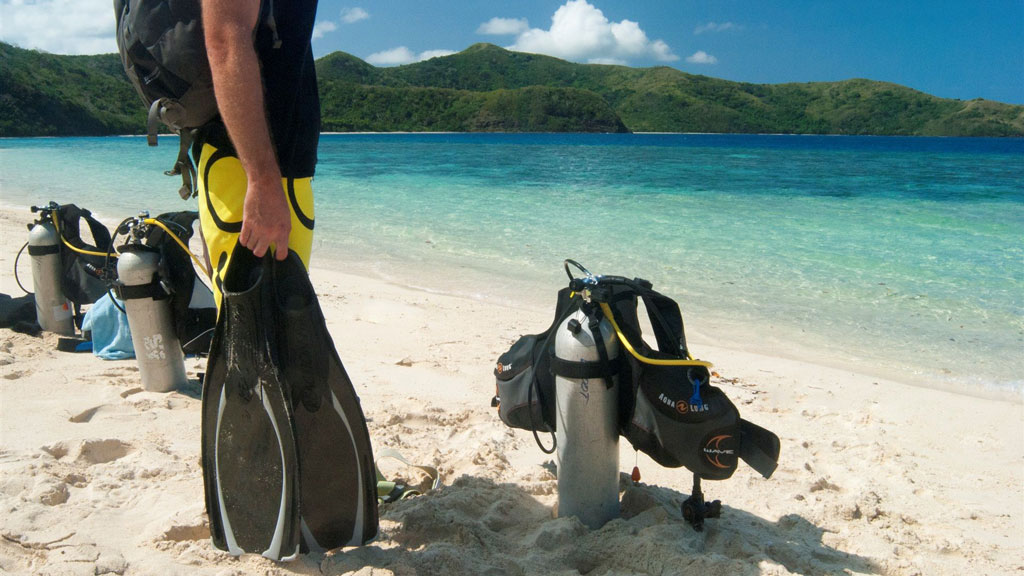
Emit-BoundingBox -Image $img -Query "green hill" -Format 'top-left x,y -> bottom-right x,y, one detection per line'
0,42 -> 144,136
328,43 -> 1023,136
2,41 -> 1022,137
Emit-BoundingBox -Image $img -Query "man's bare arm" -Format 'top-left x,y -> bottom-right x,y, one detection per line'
202,0 -> 290,260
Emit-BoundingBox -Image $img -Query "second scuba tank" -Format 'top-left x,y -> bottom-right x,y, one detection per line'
27,205 -> 74,335
553,305 -> 620,529
116,216 -> 187,393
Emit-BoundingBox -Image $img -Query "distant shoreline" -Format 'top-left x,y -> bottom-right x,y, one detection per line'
5,131 -> 1024,140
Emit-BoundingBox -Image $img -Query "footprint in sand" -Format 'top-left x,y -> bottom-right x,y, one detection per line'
29,478 -> 70,506
77,439 -> 132,465
160,522 -> 209,543
151,507 -> 210,543
41,442 -> 70,460
69,406 -> 101,423
41,439 -> 133,465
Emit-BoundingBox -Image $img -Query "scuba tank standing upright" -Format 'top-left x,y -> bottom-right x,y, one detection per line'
552,296 -> 621,529
116,213 -> 187,392
27,204 -> 74,335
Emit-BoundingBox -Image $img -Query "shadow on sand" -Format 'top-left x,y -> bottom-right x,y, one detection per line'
249,474 -> 884,576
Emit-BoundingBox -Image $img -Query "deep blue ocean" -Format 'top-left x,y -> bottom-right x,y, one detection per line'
2,134 -> 1022,397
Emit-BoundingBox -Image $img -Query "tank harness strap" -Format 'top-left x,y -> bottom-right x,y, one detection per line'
586,304 -> 617,390
549,352 -> 621,380
115,273 -> 171,301
27,244 -> 60,256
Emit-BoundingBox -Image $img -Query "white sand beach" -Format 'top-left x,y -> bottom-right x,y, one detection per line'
0,206 -> 1021,576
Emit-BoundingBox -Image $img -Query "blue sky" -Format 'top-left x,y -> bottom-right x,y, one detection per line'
2,0 -> 1022,104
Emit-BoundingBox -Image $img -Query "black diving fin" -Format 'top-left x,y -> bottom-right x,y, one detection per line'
273,248 -> 379,551
201,244 -> 378,559
200,246 -> 301,560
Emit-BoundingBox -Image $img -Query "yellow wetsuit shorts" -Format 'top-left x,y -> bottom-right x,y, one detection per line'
196,143 -> 315,308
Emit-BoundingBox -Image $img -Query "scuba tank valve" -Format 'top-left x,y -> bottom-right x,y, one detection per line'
27,203 -> 74,335
115,213 -> 187,392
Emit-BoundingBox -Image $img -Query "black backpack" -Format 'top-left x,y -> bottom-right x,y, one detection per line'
109,211 -> 217,355
492,286 -> 580,452
21,203 -> 113,329
492,261 -> 781,481
54,204 -> 113,310
114,0 -> 279,200
142,211 -> 217,354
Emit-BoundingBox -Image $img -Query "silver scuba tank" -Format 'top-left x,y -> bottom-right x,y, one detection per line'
28,206 -> 74,335
116,217 -> 187,392
553,307 -> 620,529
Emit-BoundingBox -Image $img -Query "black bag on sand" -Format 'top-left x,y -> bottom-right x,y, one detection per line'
492,287 -> 579,441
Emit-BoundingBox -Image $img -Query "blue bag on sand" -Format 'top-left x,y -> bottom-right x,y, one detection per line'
81,297 -> 134,360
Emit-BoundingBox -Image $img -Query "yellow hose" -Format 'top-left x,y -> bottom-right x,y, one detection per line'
50,211 -> 112,258
48,211 -> 210,280
143,218 -> 211,279
598,301 -> 713,368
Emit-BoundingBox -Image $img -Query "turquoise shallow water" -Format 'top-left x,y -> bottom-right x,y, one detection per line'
2,134 -> 1022,397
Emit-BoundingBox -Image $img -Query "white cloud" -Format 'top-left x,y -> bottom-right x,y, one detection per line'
366,47 -> 417,66
0,0 -> 115,55
507,0 -> 677,64
366,46 -> 454,66
312,21 -> 338,40
477,17 -> 529,36
418,49 -> 456,61
694,21 -> 738,35
341,7 -> 369,24
686,51 -> 718,65
314,7 -> 366,40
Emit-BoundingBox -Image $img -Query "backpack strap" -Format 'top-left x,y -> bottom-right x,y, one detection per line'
587,305 -> 617,390
638,288 -> 687,357
146,100 -> 163,147
170,130 -> 198,200
78,207 -> 112,253
598,301 -> 713,369
262,0 -> 283,49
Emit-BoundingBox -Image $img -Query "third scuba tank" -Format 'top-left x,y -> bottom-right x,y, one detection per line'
116,213 -> 187,393
552,303 -> 620,529
27,203 -> 74,335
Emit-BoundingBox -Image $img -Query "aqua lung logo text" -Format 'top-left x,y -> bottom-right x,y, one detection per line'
658,393 -> 709,415
703,435 -> 736,469
496,362 -> 512,374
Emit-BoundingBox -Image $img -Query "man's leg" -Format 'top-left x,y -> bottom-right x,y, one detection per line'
196,143 -> 315,309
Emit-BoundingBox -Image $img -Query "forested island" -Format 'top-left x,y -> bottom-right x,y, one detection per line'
2,41 -> 1022,137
